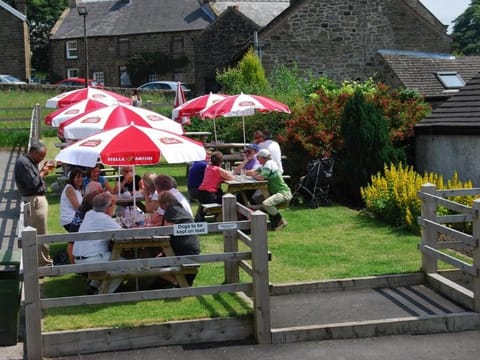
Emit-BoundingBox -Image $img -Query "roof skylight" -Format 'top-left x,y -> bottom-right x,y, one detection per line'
435,72 -> 465,89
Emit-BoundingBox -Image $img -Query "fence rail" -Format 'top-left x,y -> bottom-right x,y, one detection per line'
417,183 -> 480,312
21,194 -> 272,359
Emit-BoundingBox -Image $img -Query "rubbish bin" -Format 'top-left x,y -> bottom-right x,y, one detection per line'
0,250 -> 21,346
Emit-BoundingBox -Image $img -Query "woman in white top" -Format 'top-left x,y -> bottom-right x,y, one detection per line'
60,167 -> 84,232
60,167 -> 84,264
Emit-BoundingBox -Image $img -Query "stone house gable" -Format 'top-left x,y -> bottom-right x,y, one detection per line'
257,0 -> 452,83
194,6 -> 261,94
0,0 -> 30,81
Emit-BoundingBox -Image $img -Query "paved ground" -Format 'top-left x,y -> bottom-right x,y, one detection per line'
1,149 -> 479,360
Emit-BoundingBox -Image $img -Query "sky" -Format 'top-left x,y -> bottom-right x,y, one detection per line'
420,0 -> 471,32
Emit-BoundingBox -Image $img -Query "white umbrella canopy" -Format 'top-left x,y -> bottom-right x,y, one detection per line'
58,102 -> 183,141
45,87 -> 132,109
55,123 -> 206,168
44,98 -> 110,127
200,93 -> 291,144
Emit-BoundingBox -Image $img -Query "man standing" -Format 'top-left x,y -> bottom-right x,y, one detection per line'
254,129 -> 284,174
14,141 -> 53,266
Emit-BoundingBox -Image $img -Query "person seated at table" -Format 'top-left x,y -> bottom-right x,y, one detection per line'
83,163 -> 113,193
73,192 -> 124,294
113,166 -> 143,195
254,129 -> 284,174
155,191 -> 201,287
142,172 -> 158,213
69,181 -> 104,234
195,151 -> 235,221
187,149 -> 212,201
234,143 -> 260,174
59,167 -> 84,264
151,174 -> 193,225
246,149 -> 292,231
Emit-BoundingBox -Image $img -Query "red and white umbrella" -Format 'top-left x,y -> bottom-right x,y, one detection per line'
45,87 -> 132,109
200,93 -> 291,144
44,99 -> 110,127
173,92 -> 227,142
58,102 -> 183,141
172,81 -> 190,125
55,123 -> 206,168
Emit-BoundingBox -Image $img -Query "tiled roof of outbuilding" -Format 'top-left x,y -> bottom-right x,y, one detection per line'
415,72 -> 480,133
378,50 -> 480,98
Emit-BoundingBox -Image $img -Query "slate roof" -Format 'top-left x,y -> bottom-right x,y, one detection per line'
208,0 -> 290,27
415,72 -> 480,133
378,50 -> 480,98
51,0 -> 289,39
51,0 -> 212,39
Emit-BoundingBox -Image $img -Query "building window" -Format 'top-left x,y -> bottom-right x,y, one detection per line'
67,68 -> 79,78
118,38 -> 130,57
66,41 -> 78,59
171,36 -> 184,54
93,72 -> 105,86
436,72 -> 465,89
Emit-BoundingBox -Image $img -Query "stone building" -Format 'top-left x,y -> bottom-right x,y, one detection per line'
257,0 -> 452,83
49,0 -> 287,91
0,0 -> 31,81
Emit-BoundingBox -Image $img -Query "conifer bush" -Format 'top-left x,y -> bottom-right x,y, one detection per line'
361,163 -> 474,234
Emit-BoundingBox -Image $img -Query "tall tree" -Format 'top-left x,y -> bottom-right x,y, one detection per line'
452,0 -> 480,55
27,0 -> 69,74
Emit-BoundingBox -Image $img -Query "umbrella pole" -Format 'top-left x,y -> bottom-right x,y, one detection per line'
118,166 -> 121,196
213,119 -> 217,143
133,166 -> 137,223
242,116 -> 246,147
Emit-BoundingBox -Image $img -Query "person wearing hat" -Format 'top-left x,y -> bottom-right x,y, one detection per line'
234,143 -> 260,175
246,148 -> 292,230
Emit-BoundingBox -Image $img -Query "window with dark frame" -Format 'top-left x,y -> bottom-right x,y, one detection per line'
118,38 -> 130,57
435,72 -> 465,89
172,36 -> 184,54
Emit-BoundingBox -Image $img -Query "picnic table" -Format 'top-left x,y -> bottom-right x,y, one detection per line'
224,175 -> 269,207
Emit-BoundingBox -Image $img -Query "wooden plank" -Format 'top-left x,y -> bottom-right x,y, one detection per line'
418,218 -> 477,247
41,283 -> 252,309
418,244 -> 477,276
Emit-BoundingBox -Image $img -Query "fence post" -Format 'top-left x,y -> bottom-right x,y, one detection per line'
35,103 -> 41,139
250,209 -> 271,344
222,194 -> 239,284
420,183 -> 437,274
472,199 -> 480,312
22,226 -> 43,360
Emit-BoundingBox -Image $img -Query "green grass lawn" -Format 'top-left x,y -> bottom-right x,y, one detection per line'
40,135 -> 421,331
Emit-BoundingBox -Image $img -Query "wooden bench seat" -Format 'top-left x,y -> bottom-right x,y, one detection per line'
89,236 -> 199,293
199,203 -> 222,222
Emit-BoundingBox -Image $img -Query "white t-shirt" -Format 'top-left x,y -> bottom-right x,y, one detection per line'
156,188 -> 193,216
73,210 -> 121,257
60,184 -> 83,226
259,139 -> 283,174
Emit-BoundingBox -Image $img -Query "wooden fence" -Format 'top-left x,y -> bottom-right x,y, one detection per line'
417,183 -> 480,312
21,194 -> 271,359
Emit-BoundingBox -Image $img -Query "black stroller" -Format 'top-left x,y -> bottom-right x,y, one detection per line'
290,156 -> 334,208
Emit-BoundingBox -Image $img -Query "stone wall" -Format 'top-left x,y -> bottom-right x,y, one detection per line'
50,30 -> 198,88
0,1 -> 30,81
258,0 -> 452,82
194,7 -> 261,94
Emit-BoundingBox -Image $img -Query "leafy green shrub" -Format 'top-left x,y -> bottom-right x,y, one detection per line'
361,163 -> 474,234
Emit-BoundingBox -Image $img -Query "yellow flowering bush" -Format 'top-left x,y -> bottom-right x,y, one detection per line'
361,163 -> 474,234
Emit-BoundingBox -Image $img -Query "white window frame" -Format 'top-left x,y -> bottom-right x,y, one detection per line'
435,72 -> 465,89
67,68 -> 79,78
66,40 -> 78,59
93,72 -> 105,86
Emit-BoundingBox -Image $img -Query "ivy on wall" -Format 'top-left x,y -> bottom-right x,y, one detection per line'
126,52 -> 189,86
